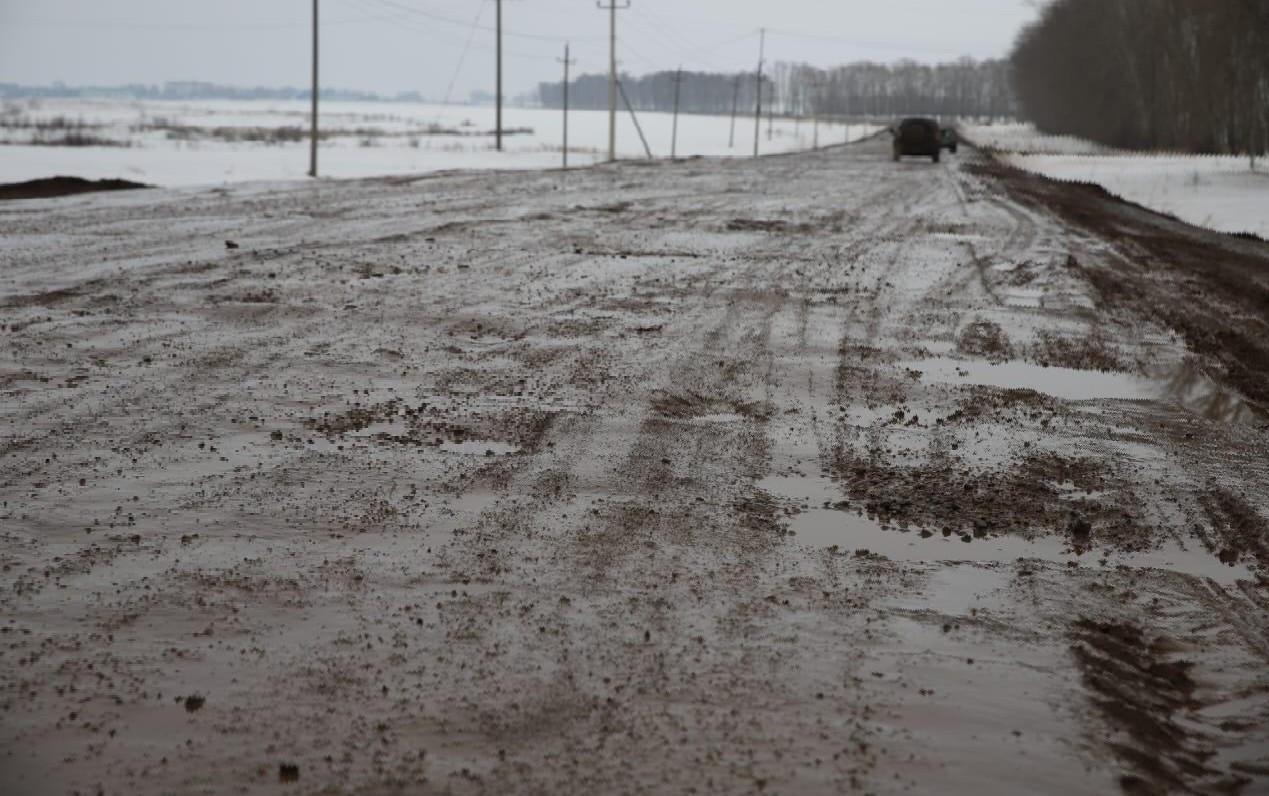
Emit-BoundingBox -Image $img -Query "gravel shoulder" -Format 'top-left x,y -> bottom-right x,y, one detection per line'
2,139 -> 1268,794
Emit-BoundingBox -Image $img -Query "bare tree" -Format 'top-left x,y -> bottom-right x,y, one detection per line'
1011,0 -> 1269,160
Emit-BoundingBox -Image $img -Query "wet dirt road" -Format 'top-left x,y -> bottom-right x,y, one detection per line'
3,138 -> 1268,794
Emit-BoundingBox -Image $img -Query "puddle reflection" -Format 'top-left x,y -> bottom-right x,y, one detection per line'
899,357 -> 1259,425
761,474 -> 1256,585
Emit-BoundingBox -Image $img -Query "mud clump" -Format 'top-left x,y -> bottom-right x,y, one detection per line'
942,385 -> 1058,424
957,319 -> 1013,362
306,399 -> 401,435
831,448 -> 1142,546
1031,329 -> 1128,372
209,288 -> 278,305
182,694 -> 206,712
1201,488 -> 1269,569
649,390 -> 771,422
1067,513 -> 1093,553
734,489 -> 784,543
726,218 -> 814,234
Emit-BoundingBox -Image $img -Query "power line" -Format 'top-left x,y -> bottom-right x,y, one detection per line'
3,16 -> 378,31
626,9 -> 755,72
624,13 -> 726,73
442,1 -> 489,104
612,38 -> 661,73
764,26 -> 962,58
365,0 -> 601,42
340,0 -> 557,61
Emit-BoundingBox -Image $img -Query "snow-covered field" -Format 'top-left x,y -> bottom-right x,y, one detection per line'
958,122 -> 1111,156
962,122 -> 1269,238
0,97 -> 879,187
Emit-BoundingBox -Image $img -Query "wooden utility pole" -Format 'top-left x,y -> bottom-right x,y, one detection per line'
558,43 -> 576,169
495,0 -> 503,151
767,82 -> 774,141
728,74 -> 741,148
670,67 -> 684,159
308,0 -> 318,177
597,0 -> 631,162
753,27 -> 765,158
810,78 -> 823,150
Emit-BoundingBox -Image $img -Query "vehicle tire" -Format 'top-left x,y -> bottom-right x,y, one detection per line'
932,151 -> 940,163
951,145 -> 958,154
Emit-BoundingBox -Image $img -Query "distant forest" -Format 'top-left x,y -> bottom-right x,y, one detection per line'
537,59 -> 1016,120
1011,0 -> 1269,154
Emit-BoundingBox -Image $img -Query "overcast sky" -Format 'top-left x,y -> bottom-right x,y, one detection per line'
1,0 -> 1039,100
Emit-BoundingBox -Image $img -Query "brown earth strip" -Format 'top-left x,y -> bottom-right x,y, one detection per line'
0,176 -> 149,201
1069,618 -> 1247,794
970,160 -> 1269,418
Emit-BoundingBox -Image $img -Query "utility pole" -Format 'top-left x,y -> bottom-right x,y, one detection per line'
767,81 -> 774,141
557,43 -> 576,169
670,67 -> 684,159
753,27 -> 765,158
728,74 -> 741,148
810,78 -> 823,150
496,0 -> 503,151
308,0 -> 318,177
597,0 -> 631,162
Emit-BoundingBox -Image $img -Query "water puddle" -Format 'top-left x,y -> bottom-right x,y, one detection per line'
1001,289 -> 1045,309
899,358 -> 1151,400
439,439 -> 521,457
444,488 -> 500,514
761,473 -> 1255,585
900,357 -> 1257,424
888,564 -> 1013,616
1154,359 -> 1259,425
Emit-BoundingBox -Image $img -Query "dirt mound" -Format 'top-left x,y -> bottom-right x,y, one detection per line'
0,175 -> 150,201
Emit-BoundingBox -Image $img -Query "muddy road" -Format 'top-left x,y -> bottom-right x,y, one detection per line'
2,138 -> 1268,794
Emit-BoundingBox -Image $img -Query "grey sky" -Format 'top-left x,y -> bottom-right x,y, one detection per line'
0,0 -> 1039,100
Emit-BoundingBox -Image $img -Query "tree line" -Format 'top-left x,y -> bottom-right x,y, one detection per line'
1010,0 -> 1269,155
536,59 -> 1015,119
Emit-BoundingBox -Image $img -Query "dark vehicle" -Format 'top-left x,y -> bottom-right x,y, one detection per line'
940,127 -> 958,154
891,117 -> 941,163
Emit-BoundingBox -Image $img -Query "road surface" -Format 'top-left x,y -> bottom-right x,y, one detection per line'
3,138 -> 1268,794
